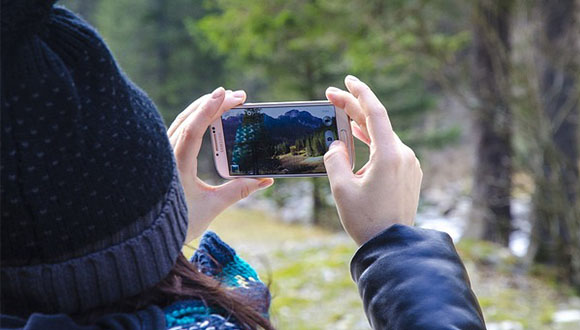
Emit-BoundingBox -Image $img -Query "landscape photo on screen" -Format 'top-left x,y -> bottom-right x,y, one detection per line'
221,105 -> 338,175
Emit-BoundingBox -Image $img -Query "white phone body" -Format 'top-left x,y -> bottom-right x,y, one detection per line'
211,100 -> 355,179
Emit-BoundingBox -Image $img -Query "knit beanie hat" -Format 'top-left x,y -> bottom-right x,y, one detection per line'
1,0 -> 188,316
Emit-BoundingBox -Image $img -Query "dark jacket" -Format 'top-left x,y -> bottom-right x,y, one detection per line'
351,224 -> 485,329
0,225 -> 486,329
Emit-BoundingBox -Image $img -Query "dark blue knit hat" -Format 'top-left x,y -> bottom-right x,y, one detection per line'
1,0 -> 188,315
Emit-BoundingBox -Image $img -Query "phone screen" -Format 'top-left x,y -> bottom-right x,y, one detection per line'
221,105 -> 338,176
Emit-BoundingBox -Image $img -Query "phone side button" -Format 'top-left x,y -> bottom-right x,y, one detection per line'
212,132 -> 219,152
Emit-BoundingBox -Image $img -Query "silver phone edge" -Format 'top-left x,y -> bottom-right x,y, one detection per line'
214,101 -> 355,178
233,100 -> 332,108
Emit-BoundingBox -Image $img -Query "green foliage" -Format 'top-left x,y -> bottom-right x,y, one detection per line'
194,0 -> 347,100
294,131 -> 327,157
192,0 -> 471,142
191,0 -> 469,224
402,125 -> 462,150
62,0 -> 227,123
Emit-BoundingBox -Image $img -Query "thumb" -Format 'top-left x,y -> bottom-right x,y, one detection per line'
324,141 -> 354,189
215,178 -> 274,207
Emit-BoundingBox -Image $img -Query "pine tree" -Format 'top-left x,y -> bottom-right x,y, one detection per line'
305,139 -> 313,157
90,0 -> 226,122
529,0 -> 580,289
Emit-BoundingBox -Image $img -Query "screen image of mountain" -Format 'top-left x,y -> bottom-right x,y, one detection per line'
221,105 -> 337,175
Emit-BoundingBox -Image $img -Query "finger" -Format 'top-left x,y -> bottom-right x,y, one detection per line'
326,87 -> 366,128
210,90 -> 246,123
324,141 -> 354,195
344,75 -> 395,145
168,94 -> 210,137
355,161 -> 371,177
351,121 -> 370,146
173,89 -> 246,174
173,87 -> 226,172
214,178 -> 274,207
169,89 -> 246,139
192,90 -> 245,154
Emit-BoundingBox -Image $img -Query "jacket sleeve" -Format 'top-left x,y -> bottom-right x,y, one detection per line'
350,224 -> 486,330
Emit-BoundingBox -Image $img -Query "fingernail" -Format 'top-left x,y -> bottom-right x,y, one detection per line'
232,90 -> 245,98
346,75 -> 359,82
258,178 -> 274,188
212,87 -> 225,99
326,86 -> 341,94
329,140 -> 342,150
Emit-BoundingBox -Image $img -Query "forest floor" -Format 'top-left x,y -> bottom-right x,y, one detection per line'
278,152 -> 326,173
184,208 -> 580,330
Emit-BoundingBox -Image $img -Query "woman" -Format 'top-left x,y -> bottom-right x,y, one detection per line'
1,1 -> 485,329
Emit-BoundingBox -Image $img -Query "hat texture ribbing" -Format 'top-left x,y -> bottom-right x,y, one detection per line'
1,1 -> 188,315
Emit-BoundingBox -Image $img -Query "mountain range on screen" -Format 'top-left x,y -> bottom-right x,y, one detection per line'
222,109 -> 325,146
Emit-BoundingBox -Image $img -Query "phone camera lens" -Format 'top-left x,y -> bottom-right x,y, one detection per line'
215,153 -> 219,156
327,137 -> 333,142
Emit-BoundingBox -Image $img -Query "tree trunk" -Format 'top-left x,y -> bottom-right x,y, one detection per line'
529,0 -> 580,289
466,0 -> 514,246
303,59 -> 324,226
312,178 -> 324,226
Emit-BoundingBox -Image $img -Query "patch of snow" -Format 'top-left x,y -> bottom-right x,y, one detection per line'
509,230 -> 529,257
487,321 -> 524,330
553,309 -> 580,324
417,216 -> 464,242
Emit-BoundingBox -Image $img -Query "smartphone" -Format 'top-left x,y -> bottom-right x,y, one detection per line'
211,101 -> 355,178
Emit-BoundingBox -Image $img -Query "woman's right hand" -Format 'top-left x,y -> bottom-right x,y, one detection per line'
324,75 -> 423,246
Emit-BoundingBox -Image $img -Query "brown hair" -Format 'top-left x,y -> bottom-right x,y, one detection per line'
73,253 -> 275,329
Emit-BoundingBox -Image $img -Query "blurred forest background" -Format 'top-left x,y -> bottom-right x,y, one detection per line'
61,0 -> 580,329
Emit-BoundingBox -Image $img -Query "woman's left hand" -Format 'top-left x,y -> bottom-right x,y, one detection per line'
168,87 -> 274,243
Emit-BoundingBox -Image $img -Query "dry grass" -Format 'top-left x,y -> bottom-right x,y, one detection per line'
183,208 -> 580,329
